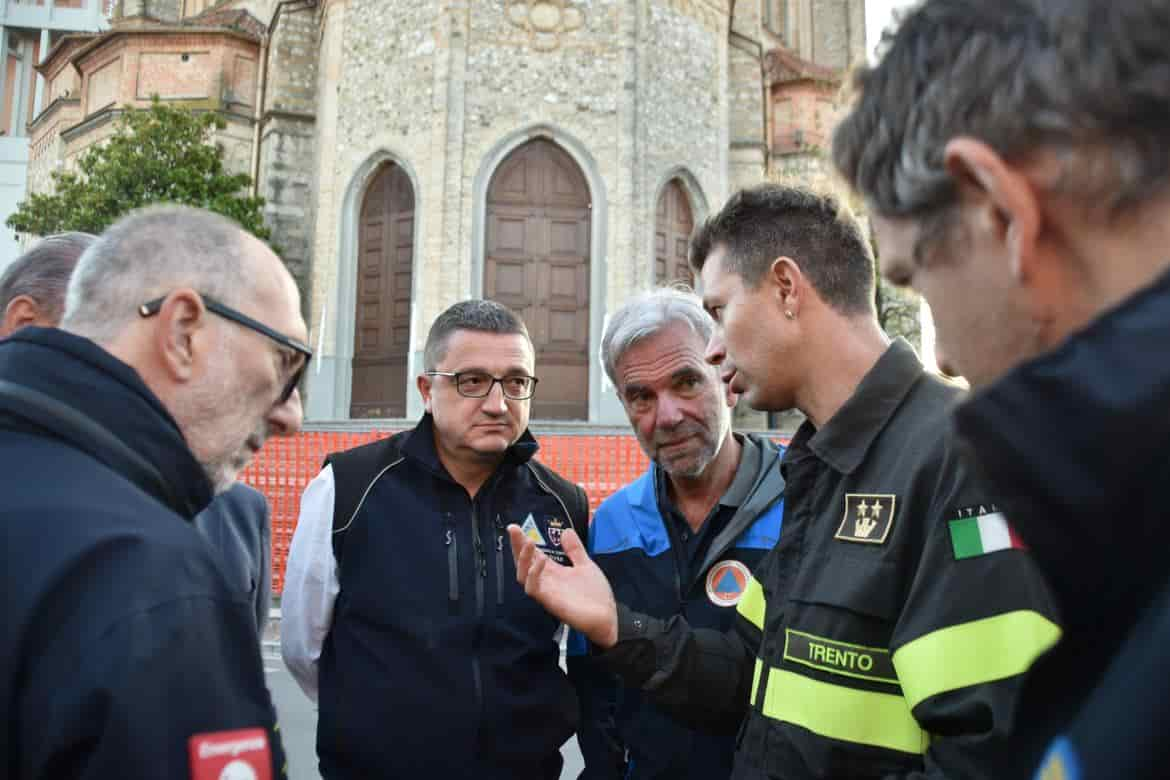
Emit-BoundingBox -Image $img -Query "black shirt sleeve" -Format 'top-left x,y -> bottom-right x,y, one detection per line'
596,599 -> 761,736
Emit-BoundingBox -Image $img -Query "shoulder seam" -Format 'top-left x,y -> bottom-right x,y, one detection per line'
525,462 -> 577,532
334,457 -> 405,535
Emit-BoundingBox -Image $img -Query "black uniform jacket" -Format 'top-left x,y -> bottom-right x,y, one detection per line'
0,327 -> 284,779
957,267 -> 1170,779
315,415 -> 589,780
599,340 -> 1060,779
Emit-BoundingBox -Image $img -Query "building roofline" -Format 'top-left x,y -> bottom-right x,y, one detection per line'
764,46 -> 843,85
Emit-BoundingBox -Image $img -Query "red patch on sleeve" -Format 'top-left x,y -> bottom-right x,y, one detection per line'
188,728 -> 273,780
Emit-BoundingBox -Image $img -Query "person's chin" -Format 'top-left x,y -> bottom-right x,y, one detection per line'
467,431 -> 514,454
659,450 -> 706,478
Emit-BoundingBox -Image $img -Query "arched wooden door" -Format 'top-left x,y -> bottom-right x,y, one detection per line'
351,163 -> 414,419
485,139 -> 591,420
655,178 -> 695,286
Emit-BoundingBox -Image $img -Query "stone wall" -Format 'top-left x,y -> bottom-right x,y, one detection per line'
149,0 -> 183,22
258,0 -> 318,308
809,0 -> 863,69
297,0 -> 865,422
301,0 -> 730,420
298,0 -> 440,417
638,1 -> 726,288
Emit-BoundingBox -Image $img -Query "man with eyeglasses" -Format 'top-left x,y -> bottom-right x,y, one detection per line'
0,206 -> 306,778
0,233 -> 279,640
282,299 -> 589,779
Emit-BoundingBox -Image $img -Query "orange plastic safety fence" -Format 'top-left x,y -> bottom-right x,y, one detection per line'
239,431 -> 651,593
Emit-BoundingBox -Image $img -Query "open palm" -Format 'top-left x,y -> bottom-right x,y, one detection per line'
507,525 -> 620,648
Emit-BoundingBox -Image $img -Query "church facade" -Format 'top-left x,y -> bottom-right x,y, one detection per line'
28,0 -> 865,424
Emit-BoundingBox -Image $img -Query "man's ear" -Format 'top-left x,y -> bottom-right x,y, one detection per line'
152,289 -> 207,383
944,136 -> 1042,284
417,373 -> 434,413
0,295 -> 46,336
767,256 -> 804,315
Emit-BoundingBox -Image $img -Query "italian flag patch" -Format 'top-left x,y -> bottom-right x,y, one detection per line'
949,509 -> 1026,560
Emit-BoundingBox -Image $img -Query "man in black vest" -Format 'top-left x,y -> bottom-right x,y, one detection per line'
282,299 -> 589,779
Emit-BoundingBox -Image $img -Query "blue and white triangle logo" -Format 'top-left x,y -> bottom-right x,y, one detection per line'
521,513 -> 546,545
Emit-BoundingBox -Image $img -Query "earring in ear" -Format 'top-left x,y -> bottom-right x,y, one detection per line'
784,310 -> 795,320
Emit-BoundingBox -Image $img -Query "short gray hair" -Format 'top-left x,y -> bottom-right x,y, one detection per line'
602,286 -> 714,387
62,206 -> 253,344
832,0 -> 1170,219
423,299 -> 531,370
0,232 -> 96,324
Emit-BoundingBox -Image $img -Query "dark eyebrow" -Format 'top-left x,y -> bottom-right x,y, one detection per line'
672,367 -> 705,382
622,382 -> 649,399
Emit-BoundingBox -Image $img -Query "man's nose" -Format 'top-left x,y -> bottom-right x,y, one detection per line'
482,380 -> 509,413
655,393 -> 685,430
268,387 -> 304,437
705,331 -> 727,366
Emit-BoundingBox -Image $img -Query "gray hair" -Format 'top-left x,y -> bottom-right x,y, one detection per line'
0,232 -> 96,324
62,206 -> 252,344
832,0 -> 1170,220
602,286 -> 714,387
423,299 -> 531,370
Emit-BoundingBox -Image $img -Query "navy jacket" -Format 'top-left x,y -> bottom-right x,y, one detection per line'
568,434 -> 785,779
0,327 -> 284,779
196,482 -> 272,636
316,415 -> 588,779
955,268 -> 1170,779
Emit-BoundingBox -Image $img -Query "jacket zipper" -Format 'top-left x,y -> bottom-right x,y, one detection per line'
471,502 -> 486,720
444,512 -> 459,605
494,514 -> 506,606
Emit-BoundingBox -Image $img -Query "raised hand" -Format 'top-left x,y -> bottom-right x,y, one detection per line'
507,525 -> 620,649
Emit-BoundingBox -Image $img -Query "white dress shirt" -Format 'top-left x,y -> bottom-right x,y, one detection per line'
280,464 -> 340,702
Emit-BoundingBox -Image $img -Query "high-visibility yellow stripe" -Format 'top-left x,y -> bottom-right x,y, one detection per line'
737,575 -> 766,630
893,610 -> 1061,711
760,668 -> 929,755
750,658 -> 763,704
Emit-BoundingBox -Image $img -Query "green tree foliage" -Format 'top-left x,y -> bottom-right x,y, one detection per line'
6,98 -> 269,240
876,277 -> 922,349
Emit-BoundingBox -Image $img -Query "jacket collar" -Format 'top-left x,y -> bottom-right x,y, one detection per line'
630,433 -> 785,579
796,339 -> 924,475
400,412 -> 540,481
0,327 -> 213,518
954,266 -> 1170,610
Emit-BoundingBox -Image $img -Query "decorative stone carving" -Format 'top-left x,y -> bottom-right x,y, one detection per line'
505,0 -> 584,51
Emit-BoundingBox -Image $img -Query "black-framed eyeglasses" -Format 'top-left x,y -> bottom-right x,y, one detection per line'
138,293 -> 313,404
425,371 -> 539,400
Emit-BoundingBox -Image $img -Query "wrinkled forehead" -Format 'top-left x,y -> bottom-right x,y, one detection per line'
617,323 -> 713,387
